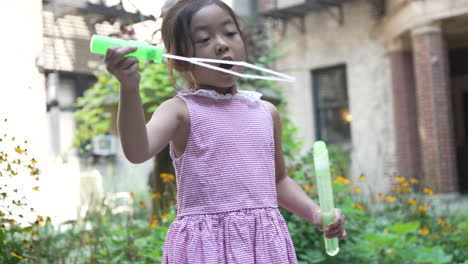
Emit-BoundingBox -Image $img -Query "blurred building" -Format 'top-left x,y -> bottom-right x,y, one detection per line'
0,0 -> 161,224
258,0 -> 468,194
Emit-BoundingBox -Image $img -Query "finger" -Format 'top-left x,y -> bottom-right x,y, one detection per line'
328,209 -> 344,230
326,227 -> 344,238
329,216 -> 345,231
118,57 -> 139,71
108,46 -> 137,65
121,62 -> 139,75
339,230 -> 347,239
105,46 -> 117,62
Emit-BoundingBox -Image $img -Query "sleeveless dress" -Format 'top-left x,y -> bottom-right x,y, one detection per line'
162,89 -> 298,264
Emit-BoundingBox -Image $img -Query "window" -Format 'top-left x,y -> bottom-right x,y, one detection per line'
312,65 -> 351,145
46,71 -> 96,112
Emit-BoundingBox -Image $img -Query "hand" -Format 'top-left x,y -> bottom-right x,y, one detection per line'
311,208 -> 347,239
105,46 -> 140,89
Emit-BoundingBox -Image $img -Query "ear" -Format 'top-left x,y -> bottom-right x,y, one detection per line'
171,59 -> 190,72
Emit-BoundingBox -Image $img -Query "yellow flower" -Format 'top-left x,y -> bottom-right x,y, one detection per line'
333,176 -> 350,184
358,175 -> 367,182
286,169 -> 292,175
423,188 -> 433,195
130,193 -> 136,199
162,213 -> 171,220
376,194 -> 385,200
3,119 -> 7,123
14,146 -> 26,154
161,173 -> 175,183
304,184 -> 311,191
352,186 -> 362,193
138,200 -> 147,207
353,203 -> 365,211
386,196 -> 397,202
402,181 -> 409,187
419,226 -> 429,235
11,252 -> 24,259
151,192 -> 161,199
442,232 -> 449,236
391,185 -> 401,193
400,185 -> 411,193
30,158 -> 37,164
417,205 -> 427,215
431,234 -> 440,239
32,186 -> 39,191
408,198 -> 418,205
395,176 -> 405,182
169,200 -> 177,205
150,220 -> 159,228
410,178 -> 419,184
441,223 -> 452,229
436,218 -> 445,223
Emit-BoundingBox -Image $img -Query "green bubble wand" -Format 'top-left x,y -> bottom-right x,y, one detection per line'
313,141 -> 339,256
89,35 -> 295,83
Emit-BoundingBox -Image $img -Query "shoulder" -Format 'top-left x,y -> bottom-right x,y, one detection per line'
261,100 -> 280,119
157,97 -> 189,121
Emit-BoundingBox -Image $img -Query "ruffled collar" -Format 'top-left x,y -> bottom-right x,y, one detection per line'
181,89 -> 263,102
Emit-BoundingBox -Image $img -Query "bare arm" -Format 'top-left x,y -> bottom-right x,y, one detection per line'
264,100 -> 346,239
105,46 -> 182,163
117,88 -> 149,163
117,90 -> 184,164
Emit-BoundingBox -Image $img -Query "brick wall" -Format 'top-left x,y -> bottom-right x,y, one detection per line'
42,11 -> 118,74
389,49 -> 422,180
411,25 -> 458,192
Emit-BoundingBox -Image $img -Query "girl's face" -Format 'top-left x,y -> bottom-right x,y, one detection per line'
189,4 -> 246,90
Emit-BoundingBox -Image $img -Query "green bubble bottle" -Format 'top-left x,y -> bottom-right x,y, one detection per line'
313,141 -> 340,256
90,35 -> 164,63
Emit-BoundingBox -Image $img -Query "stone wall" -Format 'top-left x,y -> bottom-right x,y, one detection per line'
271,0 -> 397,193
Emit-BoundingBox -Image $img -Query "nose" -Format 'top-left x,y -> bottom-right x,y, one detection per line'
214,36 -> 229,55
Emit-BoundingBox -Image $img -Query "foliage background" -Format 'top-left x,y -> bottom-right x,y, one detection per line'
1,21 -> 466,264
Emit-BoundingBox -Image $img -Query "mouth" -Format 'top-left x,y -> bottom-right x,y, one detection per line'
218,56 -> 234,70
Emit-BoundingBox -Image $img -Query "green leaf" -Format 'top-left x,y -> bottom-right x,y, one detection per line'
363,233 -> 398,248
387,221 -> 420,235
415,247 -> 453,264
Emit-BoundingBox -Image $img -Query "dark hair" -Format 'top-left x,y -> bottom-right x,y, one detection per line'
161,0 -> 246,90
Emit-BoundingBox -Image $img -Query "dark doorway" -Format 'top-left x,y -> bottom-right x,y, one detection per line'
450,47 -> 468,194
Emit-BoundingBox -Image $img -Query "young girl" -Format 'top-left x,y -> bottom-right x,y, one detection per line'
104,0 -> 346,263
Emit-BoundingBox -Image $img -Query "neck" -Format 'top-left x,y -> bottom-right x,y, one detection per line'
198,84 -> 238,95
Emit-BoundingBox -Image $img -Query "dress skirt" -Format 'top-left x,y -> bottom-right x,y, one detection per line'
162,207 -> 298,264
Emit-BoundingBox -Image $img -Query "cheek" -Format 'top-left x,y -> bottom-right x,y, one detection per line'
192,65 -> 210,80
237,42 -> 247,61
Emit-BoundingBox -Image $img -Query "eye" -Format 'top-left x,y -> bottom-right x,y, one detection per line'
196,37 -> 210,44
226,32 -> 237,37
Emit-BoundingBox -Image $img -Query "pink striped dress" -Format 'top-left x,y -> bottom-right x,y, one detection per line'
162,89 -> 298,264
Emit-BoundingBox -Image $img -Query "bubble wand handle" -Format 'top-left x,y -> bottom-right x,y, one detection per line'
90,35 -> 164,63
313,141 -> 340,256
